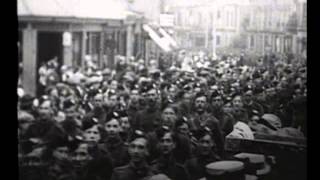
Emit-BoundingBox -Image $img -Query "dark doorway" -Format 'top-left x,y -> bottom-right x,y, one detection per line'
37,31 -> 63,67
37,31 -> 63,96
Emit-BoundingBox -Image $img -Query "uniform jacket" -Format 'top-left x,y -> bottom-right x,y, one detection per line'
188,112 -> 225,157
133,106 -> 162,133
98,136 -> 130,167
111,162 -> 154,180
211,108 -> 235,137
151,155 -> 190,180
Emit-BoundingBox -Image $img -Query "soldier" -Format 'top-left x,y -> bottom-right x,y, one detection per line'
209,92 -> 235,138
160,104 -> 180,129
242,90 -> 265,119
231,95 -> 250,124
185,127 -> 221,180
70,140 -> 113,180
188,92 -> 225,158
83,93 -> 108,125
147,106 -> 191,164
81,118 -> 102,143
118,111 -> 133,144
18,111 -> 36,140
24,97 -> 64,142
150,128 -> 190,180
111,130 -> 154,180
127,88 -> 142,125
98,112 -> 130,167
177,85 -> 194,118
133,84 -> 162,133
43,136 -> 75,180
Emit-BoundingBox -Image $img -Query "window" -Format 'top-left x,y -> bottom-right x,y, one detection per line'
233,12 -> 236,27
210,12 -> 213,25
217,11 -> 221,19
198,12 -> 202,26
216,35 -> 221,45
85,32 -> 101,63
195,36 -> 205,47
250,35 -> 254,48
226,12 -> 230,26
264,35 -> 269,46
72,32 -> 82,66
176,12 -> 181,26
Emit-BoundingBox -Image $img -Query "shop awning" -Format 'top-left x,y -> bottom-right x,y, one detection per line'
143,24 -> 178,52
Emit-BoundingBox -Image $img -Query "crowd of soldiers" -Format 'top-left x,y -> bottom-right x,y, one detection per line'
18,51 -> 307,180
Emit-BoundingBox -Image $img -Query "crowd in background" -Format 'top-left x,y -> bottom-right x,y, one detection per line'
18,51 -> 307,180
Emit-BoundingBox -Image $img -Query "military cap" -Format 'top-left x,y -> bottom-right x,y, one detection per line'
205,161 -> 244,176
234,153 -> 271,176
155,125 -> 171,139
149,174 -> 171,180
194,91 -> 208,100
105,112 -> 120,123
193,126 -> 213,140
129,130 -> 147,142
82,117 -> 99,131
174,116 -> 190,129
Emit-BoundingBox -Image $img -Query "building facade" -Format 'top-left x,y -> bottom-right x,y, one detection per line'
166,0 -> 306,56
244,0 -> 306,56
18,0 -> 143,96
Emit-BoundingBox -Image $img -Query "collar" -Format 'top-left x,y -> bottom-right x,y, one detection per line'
157,153 -> 176,166
129,161 -> 150,177
104,135 -> 123,148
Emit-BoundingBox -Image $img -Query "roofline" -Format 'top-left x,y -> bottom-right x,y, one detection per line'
18,15 -> 125,24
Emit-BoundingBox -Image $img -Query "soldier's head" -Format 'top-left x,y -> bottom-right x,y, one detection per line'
44,136 -> 70,162
118,111 -> 130,132
71,142 -> 93,169
104,112 -> 121,138
161,105 -> 179,129
109,80 -> 118,91
243,90 -> 254,105
211,92 -> 224,109
146,86 -> 159,107
129,89 -> 140,105
232,95 -> 244,109
82,118 -> 101,143
63,98 -> 78,118
174,117 -> 190,136
156,126 -> 176,155
194,127 -> 215,156
18,111 -> 35,135
37,96 -> 55,120
108,92 -> 118,108
128,130 -> 149,163
52,146 -> 69,162
167,85 -> 178,99
92,93 -> 104,108
182,85 -> 193,103
194,92 -> 208,113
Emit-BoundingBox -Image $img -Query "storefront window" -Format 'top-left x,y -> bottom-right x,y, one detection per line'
85,32 -> 100,62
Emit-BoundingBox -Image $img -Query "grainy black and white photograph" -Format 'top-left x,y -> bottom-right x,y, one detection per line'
18,0 -> 307,180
